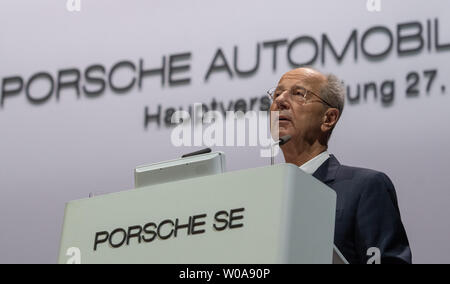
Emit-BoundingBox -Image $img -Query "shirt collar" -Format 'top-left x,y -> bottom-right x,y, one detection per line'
299,150 -> 330,175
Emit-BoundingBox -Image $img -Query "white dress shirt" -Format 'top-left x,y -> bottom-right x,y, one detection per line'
299,150 -> 330,175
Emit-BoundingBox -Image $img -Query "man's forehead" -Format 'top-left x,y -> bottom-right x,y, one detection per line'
278,68 -> 325,88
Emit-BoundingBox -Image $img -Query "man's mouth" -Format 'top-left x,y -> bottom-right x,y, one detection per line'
279,115 -> 291,122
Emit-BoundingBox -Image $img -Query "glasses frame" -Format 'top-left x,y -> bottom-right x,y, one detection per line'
267,86 -> 335,109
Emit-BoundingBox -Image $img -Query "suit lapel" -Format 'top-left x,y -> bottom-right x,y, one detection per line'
312,154 -> 340,184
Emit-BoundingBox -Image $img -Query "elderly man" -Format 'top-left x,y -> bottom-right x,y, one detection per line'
269,67 -> 412,264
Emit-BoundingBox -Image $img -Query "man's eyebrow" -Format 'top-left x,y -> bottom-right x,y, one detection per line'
293,84 -> 307,89
276,84 -> 305,91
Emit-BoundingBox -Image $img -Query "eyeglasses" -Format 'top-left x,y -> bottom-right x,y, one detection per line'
267,86 -> 335,108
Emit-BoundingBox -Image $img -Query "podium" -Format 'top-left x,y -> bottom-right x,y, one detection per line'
58,164 -> 340,264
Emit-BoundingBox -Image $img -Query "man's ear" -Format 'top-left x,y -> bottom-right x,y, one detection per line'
321,108 -> 340,132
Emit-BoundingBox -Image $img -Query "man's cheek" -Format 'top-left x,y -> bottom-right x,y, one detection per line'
279,124 -> 295,136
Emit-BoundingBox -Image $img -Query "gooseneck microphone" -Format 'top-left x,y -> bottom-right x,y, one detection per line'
271,135 -> 291,166
181,148 -> 212,158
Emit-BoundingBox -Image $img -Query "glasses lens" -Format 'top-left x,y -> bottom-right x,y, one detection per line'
295,87 -> 307,96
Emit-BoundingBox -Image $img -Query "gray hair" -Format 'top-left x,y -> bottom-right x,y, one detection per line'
319,73 -> 345,142
320,74 -> 345,117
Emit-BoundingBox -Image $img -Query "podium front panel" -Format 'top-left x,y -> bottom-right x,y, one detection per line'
58,164 -> 336,264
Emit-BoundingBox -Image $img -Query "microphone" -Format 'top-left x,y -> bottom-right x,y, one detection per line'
181,148 -> 212,158
278,135 -> 291,146
271,135 -> 291,165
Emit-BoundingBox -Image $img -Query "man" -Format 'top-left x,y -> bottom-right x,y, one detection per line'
269,67 -> 412,264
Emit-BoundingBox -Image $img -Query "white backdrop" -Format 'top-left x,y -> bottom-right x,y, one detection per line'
0,0 -> 449,263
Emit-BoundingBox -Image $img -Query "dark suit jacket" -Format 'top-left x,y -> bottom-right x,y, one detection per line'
312,155 -> 412,264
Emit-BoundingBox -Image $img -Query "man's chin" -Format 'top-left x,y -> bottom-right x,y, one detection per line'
278,130 -> 292,139
271,125 -> 292,141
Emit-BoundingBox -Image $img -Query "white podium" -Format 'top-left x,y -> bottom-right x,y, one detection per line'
58,164 -> 339,264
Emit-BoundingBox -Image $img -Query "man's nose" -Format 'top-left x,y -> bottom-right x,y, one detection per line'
274,90 -> 290,110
